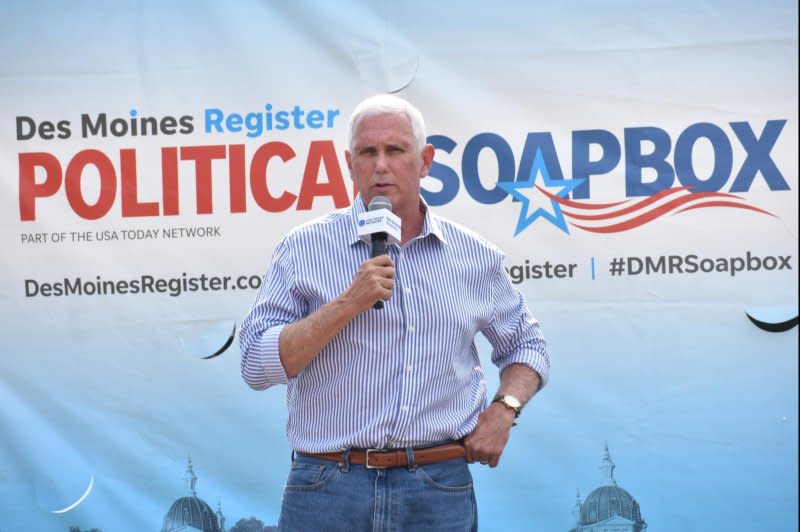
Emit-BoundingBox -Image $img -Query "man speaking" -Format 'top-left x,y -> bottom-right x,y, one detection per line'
239,94 -> 550,531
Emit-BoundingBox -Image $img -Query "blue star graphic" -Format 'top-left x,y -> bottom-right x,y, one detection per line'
497,149 -> 586,235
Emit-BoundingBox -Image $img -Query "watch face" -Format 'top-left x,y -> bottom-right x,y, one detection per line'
503,395 -> 522,409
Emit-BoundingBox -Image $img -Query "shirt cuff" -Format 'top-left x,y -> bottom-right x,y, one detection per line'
496,347 -> 550,390
260,324 -> 290,384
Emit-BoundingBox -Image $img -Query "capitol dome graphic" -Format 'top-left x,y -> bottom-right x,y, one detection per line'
162,456 -> 226,532
569,444 -> 647,532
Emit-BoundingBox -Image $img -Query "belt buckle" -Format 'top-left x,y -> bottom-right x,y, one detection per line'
365,449 -> 388,469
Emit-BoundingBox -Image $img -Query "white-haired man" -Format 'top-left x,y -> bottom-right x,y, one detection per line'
240,94 -> 549,531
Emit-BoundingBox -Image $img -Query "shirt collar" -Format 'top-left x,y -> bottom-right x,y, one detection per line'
348,194 -> 448,247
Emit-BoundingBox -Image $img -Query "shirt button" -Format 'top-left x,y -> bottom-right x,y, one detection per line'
408,325 -> 415,332
406,365 -> 413,372
400,405 -> 409,412
404,288 -> 412,295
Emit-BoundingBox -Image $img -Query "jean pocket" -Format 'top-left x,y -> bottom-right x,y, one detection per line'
417,458 -> 473,492
285,458 -> 339,492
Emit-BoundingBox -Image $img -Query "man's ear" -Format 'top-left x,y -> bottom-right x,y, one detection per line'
420,144 -> 435,177
345,149 -> 353,174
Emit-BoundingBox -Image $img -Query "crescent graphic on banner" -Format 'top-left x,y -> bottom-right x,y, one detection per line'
745,306 -> 799,333
49,475 -> 94,514
201,323 -> 237,359
354,39 -> 419,93
386,55 -> 419,94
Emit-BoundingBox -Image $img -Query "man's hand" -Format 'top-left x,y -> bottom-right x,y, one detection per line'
463,402 -> 516,468
463,364 -> 541,467
341,255 -> 395,312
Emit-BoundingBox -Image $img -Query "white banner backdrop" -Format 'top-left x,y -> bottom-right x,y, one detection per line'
1,1 -> 797,530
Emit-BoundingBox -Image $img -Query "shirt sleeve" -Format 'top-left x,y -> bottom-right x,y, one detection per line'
238,237 -> 305,390
482,256 -> 550,389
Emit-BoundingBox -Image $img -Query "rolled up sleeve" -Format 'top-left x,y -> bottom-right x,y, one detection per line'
483,259 -> 550,389
239,238 -> 304,390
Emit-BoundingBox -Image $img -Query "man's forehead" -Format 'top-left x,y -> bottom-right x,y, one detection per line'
353,112 -> 412,133
352,133 -> 414,146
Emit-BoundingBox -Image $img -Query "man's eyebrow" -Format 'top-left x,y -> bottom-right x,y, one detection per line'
354,139 -> 413,150
384,137 -> 415,148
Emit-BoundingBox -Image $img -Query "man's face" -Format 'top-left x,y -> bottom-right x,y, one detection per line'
346,112 -> 433,216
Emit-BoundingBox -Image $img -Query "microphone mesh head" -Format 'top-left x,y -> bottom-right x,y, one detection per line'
368,195 -> 393,212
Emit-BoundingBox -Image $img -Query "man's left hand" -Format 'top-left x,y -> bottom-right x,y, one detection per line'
462,403 -> 516,468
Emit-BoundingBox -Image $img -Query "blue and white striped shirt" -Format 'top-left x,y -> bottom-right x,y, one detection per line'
239,197 -> 549,453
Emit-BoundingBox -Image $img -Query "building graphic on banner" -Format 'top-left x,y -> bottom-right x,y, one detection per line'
569,444 -> 647,532
161,456 -> 226,532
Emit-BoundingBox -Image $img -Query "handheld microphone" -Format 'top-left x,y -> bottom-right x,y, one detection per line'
356,195 -> 401,310
368,195 -> 392,260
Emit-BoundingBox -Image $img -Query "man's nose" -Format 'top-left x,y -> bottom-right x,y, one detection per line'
375,151 -> 389,172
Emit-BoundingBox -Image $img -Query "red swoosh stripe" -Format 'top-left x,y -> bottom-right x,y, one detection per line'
674,201 -> 776,217
540,186 -> 686,214
533,185 -> 774,233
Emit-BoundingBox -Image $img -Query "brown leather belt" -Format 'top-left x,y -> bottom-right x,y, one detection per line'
297,442 -> 466,469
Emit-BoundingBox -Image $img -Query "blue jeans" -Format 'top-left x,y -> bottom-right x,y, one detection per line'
278,452 -> 478,531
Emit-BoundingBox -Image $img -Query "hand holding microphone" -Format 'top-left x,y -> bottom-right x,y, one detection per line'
355,196 -> 402,310
346,255 -> 394,312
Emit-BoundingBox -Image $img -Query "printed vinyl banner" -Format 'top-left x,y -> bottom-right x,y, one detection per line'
1,1 -> 797,530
